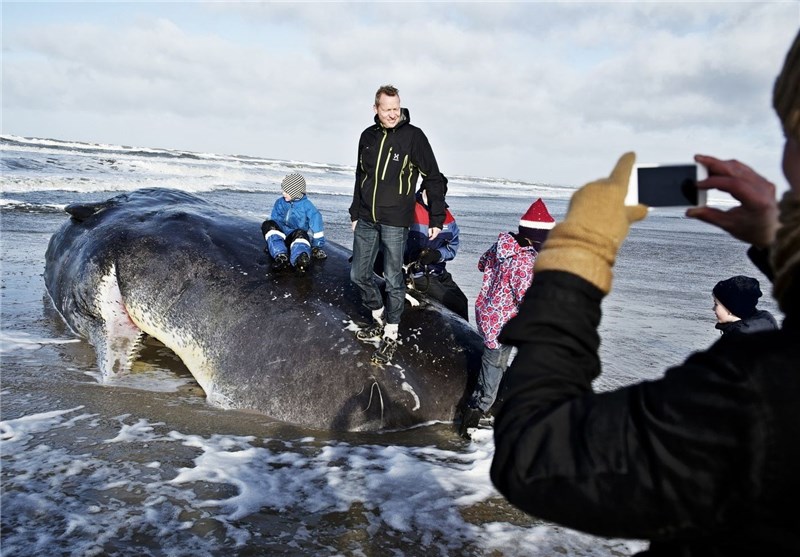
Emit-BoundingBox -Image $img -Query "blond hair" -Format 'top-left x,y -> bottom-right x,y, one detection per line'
774,31 -> 800,142
374,85 -> 399,107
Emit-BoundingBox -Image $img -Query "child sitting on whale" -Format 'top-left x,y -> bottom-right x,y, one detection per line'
261,173 -> 327,274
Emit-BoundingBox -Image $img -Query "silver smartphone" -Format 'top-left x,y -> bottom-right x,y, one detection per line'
625,163 -> 708,207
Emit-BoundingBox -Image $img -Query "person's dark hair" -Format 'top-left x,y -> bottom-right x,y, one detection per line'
374,85 -> 400,107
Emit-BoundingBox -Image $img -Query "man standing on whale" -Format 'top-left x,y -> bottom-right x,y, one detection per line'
349,84 -> 448,364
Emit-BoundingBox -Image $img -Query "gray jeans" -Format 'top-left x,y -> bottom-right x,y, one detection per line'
471,344 -> 513,412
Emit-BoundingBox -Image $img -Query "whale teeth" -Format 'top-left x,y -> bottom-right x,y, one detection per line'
126,332 -> 146,367
95,265 -> 146,378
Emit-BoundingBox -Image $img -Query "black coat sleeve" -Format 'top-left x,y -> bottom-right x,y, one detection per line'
491,271 -> 763,541
349,132 -> 367,223
411,129 -> 446,230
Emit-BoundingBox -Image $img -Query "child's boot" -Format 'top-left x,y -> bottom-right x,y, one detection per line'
295,252 -> 310,275
273,253 -> 289,271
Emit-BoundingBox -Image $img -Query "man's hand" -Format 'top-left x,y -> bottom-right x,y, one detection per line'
686,155 -> 779,249
428,227 -> 441,241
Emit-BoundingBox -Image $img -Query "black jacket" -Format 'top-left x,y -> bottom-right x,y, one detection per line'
716,309 -> 779,336
349,108 -> 446,229
491,267 -> 800,556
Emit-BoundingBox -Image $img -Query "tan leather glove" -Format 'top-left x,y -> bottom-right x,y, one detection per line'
535,152 -> 648,294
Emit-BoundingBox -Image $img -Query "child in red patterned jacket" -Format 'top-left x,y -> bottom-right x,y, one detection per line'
459,198 -> 555,438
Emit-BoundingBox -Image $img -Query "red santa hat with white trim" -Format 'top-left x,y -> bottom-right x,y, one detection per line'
518,198 -> 555,245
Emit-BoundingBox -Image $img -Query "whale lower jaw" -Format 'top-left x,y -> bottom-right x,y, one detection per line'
91,265 -> 145,379
88,266 -> 239,412
85,265 -> 211,398
123,291 -> 216,398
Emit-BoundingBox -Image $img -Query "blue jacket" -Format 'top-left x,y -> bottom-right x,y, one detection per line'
270,195 -> 325,248
405,192 -> 459,276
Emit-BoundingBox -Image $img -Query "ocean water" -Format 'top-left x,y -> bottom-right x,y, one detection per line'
0,135 -> 781,556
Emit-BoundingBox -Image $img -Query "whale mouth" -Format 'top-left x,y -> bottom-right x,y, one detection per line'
92,265 -> 146,379
94,266 -> 209,395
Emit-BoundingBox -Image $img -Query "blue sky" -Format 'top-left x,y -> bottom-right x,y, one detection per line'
2,2 -> 798,187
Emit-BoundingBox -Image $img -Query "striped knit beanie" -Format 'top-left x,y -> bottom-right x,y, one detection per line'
774,31 -> 800,143
282,173 -> 306,200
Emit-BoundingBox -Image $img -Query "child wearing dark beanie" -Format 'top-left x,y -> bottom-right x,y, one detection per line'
712,275 -> 778,335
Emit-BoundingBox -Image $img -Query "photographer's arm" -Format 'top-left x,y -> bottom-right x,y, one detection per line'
492,273 -> 759,539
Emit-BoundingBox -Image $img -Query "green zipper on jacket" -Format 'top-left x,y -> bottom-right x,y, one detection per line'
372,130 -> 388,222
399,155 -> 410,194
381,147 -> 393,181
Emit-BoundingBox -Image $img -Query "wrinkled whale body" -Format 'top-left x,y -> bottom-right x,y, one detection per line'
44,188 -> 481,431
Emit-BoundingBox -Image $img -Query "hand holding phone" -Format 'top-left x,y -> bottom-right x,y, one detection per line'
625,163 -> 708,207
686,154 -> 779,248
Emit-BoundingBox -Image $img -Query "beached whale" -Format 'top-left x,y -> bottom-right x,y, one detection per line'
44,188 -> 481,431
